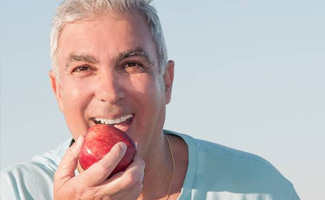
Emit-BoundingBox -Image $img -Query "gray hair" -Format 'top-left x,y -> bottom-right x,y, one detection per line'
50,0 -> 168,78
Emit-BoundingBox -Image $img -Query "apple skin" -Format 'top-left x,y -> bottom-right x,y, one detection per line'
79,124 -> 136,176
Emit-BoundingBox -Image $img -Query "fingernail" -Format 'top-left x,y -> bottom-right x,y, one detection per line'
120,142 -> 127,151
76,135 -> 83,145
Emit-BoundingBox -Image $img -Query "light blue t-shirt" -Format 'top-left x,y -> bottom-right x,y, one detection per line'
1,131 -> 300,200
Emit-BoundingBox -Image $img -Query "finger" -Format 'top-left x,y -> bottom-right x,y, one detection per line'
54,135 -> 84,183
126,153 -> 145,183
107,180 -> 143,200
100,153 -> 145,185
78,142 -> 127,186
102,153 -> 145,192
125,180 -> 143,200
127,180 -> 143,200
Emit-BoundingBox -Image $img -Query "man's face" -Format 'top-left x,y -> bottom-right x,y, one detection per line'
50,13 -> 174,154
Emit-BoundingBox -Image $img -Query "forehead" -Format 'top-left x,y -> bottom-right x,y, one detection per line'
57,12 -> 157,66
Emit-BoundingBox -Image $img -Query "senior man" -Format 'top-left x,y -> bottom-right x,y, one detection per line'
1,0 -> 300,199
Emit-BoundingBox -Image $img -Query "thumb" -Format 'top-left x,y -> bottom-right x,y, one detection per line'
54,135 -> 84,184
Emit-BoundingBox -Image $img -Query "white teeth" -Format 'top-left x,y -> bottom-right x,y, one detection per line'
121,115 -> 127,122
94,114 -> 133,125
108,118 -> 121,124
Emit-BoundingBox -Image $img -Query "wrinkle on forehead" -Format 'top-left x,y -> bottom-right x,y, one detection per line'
57,13 -> 158,73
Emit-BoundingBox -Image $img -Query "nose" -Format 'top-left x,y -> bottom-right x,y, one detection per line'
95,71 -> 125,104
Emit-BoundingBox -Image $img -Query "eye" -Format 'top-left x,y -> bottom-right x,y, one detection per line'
123,62 -> 145,73
72,65 -> 90,73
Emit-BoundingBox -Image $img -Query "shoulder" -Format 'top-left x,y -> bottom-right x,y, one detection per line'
1,138 -> 72,200
194,138 -> 288,184
195,137 -> 279,172
165,130 -> 299,200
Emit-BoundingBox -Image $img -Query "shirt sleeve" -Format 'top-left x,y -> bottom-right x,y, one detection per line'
1,170 -> 19,200
1,162 -> 55,200
290,189 -> 301,200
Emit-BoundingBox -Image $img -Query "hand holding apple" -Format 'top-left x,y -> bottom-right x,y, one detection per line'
54,134 -> 144,200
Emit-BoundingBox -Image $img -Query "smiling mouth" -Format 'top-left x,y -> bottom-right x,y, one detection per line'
92,114 -> 134,132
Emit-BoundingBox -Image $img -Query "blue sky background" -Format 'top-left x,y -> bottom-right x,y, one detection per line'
1,0 -> 324,199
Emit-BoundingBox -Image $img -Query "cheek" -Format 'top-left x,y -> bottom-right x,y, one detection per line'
60,79 -> 94,115
63,84 -> 86,104
128,74 -> 165,110
129,74 -> 161,94
60,79 -> 95,136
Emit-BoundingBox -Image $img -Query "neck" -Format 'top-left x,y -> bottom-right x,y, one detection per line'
138,132 -> 173,200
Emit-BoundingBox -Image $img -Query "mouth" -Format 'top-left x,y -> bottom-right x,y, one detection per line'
91,114 -> 134,133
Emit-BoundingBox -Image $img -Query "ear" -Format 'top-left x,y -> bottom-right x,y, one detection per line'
164,60 -> 175,104
49,70 -> 64,112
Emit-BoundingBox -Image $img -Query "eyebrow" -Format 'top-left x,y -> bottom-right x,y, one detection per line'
65,47 -> 154,69
115,47 -> 154,66
66,54 -> 99,69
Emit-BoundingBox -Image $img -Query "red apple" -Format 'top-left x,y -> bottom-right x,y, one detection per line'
79,124 -> 136,176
